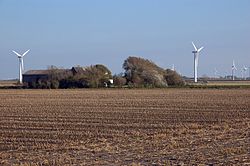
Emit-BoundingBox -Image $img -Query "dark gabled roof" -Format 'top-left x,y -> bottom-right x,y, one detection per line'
23,70 -> 50,75
23,69 -> 70,75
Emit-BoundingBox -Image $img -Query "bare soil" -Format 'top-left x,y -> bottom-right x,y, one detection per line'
0,89 -> 249,165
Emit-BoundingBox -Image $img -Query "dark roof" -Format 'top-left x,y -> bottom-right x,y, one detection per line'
23,69 -> 70,75
23,70 -> 50,75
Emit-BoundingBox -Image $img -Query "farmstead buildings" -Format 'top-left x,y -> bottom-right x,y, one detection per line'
23,67 -> 87,83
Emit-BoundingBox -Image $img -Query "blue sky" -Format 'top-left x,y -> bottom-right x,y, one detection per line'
0,0 -> 250,79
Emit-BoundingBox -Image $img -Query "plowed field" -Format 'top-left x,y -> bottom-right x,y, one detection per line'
0,89 -> 249,165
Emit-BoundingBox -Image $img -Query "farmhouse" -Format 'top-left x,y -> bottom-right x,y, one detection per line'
23,69 -> 71,85
23,67 -> 90,84
22,65 -> 113,88
23,70 -> 51,84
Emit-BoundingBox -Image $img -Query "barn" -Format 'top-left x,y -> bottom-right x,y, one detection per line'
22,66 -> 113,88
23,70 -> 51,84
23,69 -> 72,85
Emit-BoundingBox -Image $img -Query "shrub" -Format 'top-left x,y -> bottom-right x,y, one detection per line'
123,56 -> 168,87
80,65 -> 112,88
113,75 -> 127,87
165,69 -> 185,86
50,80 -> 59,89
58,64 -> 112,88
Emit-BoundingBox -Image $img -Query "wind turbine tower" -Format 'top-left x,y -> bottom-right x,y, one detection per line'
12,49 -> 30,84
231,60 -> 237,81
192,42 -> 204,83
171,64 -> 175,71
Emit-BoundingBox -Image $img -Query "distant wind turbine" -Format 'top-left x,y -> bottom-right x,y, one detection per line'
214,68 -> 218,78
178,69 -> 182,76
192,42 -> 204,83
171,64 -> 175,71
242,66 -> 248,80
231,60 -> 237,81
12,49 -> 30,83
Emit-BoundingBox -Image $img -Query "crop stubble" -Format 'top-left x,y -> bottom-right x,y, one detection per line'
0,89 -> 249,165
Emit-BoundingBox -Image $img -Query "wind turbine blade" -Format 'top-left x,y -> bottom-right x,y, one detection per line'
192,42 -> 198,51
22,49 -> 30,57
12,50 -> 21,57
198,47 -> 204,52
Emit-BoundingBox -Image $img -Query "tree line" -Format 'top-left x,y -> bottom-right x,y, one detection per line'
26,56 -> 184,89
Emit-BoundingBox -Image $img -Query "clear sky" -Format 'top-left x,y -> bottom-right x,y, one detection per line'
0,0 -> 250,79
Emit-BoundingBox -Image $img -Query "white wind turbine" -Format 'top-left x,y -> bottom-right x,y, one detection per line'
192,42 -> 204,83
12,49 -> 30,83
231,60 -> 237,81
171,64 -> 175,71
242,66 -> 248,80
214,68 -> 218,78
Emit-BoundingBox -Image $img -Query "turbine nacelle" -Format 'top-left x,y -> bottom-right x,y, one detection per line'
13,49 -> 30,58
232,60 -> 237,70
192,42 -> 204,53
